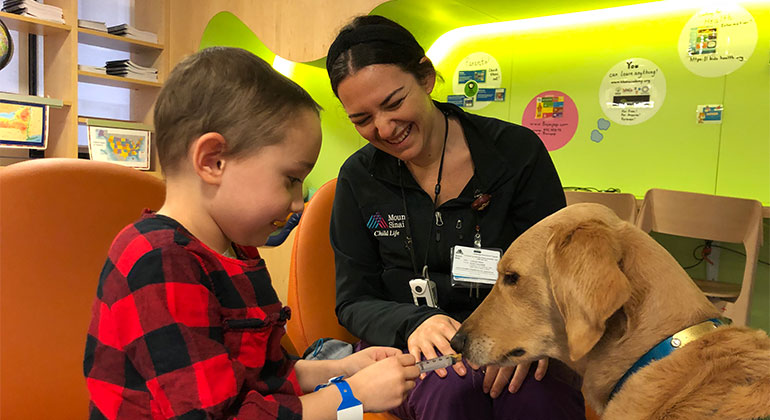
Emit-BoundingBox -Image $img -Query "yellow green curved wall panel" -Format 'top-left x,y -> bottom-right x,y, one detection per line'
199,12 -> 365,193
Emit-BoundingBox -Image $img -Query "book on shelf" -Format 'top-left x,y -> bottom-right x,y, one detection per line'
78,64 -> 106,75
107,23 -> 158,44
78,19 -> 107,32
2,0 -> 64,24
105,59 -> 158,82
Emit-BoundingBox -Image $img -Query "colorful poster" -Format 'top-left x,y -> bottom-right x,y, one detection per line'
689,27 -> 718,55
678,4 -> 757,77
476,88 -> 505,102
534,96 -> 565,119
447,95 -> 466,107
451,52 -> 502,110
88,126 -> 151,170
599,58 -> 666,126
0,100 -> 48,149
521,90 -> 578,151
458,70 -> 487,84
696,104 -> 723,124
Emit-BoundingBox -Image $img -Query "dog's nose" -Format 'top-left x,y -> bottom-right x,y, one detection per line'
450,331 -> 467,353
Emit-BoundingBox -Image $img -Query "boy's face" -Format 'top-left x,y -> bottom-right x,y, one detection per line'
213,108 -> 321,247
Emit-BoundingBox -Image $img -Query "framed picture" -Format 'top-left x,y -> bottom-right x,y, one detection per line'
87,125 -> 151,170
0,99 -> 48,149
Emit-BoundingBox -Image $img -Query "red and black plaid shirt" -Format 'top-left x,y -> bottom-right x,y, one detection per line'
84,211 -> 303,419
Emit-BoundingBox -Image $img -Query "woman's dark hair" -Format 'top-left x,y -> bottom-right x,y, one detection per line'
326,15 -> 436,97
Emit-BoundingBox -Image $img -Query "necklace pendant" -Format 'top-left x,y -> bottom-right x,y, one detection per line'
471,193 -> 492,211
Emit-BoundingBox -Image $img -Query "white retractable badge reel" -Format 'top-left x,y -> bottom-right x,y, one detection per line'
410,266 -> 438,308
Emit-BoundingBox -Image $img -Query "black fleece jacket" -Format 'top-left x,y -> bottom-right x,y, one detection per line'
330,101 -> 565,348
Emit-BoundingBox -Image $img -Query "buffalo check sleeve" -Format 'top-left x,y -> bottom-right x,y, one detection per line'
85,220 -> 302,420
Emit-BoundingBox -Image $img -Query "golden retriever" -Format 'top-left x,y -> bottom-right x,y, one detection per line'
451,203 -> 770,419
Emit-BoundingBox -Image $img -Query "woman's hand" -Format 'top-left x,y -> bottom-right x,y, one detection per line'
347,354 -> 420,412
340,346 -> 403,377
406,314 -> 465,378
483,358 -> 549,398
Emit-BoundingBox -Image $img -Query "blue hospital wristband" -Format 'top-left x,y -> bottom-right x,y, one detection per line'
314,375 -> 363,420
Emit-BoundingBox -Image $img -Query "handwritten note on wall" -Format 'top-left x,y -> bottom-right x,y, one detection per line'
599,58 -> 666,126
451,52 -> 502,111
678,4 -> 757,77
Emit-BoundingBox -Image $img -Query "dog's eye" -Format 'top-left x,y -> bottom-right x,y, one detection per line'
503,272 -> 520,285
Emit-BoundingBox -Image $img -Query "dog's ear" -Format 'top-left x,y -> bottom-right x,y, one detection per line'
546,219 -> 630,362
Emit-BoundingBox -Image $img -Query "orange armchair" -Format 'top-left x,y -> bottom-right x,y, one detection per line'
285,178 -> 397,419
286,179 -> 356,351
0,158 -> 165,419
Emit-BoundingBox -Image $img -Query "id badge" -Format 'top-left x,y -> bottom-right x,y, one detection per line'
450,245 -> 502,287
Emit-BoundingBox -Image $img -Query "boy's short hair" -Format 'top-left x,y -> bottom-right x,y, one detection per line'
154,47 -> 322,174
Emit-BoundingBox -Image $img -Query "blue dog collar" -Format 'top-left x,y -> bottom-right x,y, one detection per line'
609,317 -> 729,400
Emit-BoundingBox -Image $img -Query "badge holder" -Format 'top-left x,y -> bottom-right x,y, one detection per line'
450,245 -> 502,288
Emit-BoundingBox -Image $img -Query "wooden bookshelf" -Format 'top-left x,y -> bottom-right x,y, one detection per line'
0,11 -> 70,35
77,28 -> 163,53
78,70 -> 162,89
0,0 -> 169,175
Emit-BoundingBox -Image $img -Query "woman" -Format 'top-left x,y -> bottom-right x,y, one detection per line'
326,15 -> 585,420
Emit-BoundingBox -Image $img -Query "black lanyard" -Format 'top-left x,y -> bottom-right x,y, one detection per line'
399,110 -> 449,278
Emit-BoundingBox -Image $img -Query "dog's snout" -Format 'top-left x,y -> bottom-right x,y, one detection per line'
450,331 -> 467,354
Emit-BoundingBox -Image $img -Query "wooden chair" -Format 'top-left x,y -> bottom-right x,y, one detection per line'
0,158 -> 166,419
636,188 -> 764,326
564,190 -> 639,223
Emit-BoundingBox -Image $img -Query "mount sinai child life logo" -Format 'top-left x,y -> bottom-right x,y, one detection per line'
367,212 -> 405,237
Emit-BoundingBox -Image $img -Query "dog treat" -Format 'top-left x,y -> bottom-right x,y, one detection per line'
417,354 -> 462,373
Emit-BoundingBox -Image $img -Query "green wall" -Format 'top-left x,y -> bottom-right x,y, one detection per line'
199,12 -> 364,194
425,4 -> 769,205
199,5 -> 769,330
410,3 -> 770,331
201,4 -> 769,206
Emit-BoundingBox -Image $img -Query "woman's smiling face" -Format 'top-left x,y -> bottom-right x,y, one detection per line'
336,63 -> 437,163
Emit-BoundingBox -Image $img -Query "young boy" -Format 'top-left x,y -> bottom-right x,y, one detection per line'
83,47 -> 419,420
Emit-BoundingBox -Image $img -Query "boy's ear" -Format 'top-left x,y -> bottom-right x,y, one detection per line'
418,56 -> 437,94
191,132 -> 227,185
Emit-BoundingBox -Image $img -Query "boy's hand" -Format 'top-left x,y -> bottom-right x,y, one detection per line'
346,354 -> 419,412
341,346 -> 402,377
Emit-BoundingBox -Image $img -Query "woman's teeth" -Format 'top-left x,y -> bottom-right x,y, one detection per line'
387,124 -> 412,144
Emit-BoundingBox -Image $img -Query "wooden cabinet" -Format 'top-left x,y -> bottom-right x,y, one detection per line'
0,0 -> 168,174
